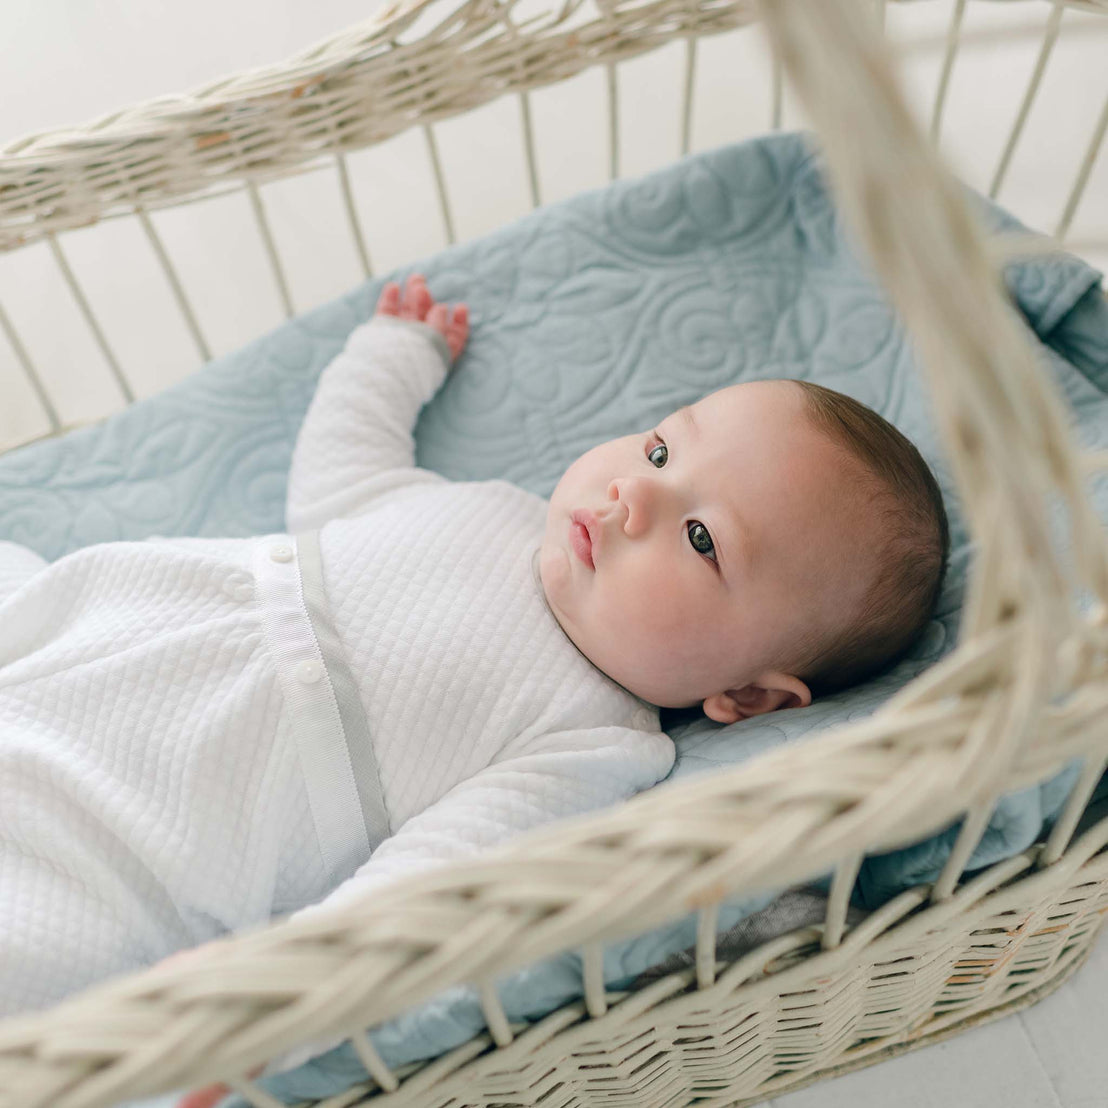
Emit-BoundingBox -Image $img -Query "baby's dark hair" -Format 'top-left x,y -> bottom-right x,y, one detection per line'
787,380 -> 950,699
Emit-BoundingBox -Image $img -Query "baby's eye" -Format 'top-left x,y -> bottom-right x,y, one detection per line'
647,439 -> 668,468
688,521 -> 716,562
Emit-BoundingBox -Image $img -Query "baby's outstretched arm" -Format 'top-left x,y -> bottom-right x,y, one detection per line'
290,725 -> 674,919
286,274 -> 469,532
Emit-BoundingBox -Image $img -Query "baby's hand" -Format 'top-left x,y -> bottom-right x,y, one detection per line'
376,273 -> 469,362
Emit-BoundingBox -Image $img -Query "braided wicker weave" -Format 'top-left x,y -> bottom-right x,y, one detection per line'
1,0 -> 1107,1106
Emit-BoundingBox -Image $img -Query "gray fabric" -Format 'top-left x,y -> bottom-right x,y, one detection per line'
296,529 -> 391,851
632,888 -> 866,985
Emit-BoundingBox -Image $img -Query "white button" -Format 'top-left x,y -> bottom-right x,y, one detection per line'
631,708 -> 656,731
270,544 -> 294,563
296,660 -> 322,684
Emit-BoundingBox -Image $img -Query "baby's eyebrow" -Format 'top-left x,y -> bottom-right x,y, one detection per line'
678,405 -> 698,440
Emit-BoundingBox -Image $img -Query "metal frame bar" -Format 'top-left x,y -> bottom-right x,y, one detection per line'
247,181 -> 295,319
1055,91 -> 1108,241
423,124 -> 457,245
336,153 -> 374,280
47,232 -> 135,404
607,62 -> 620,181
136,205 -> 212,362
988,0 -> 1066,200
0,296 -> 61,432
931,0 -> 968,142
682,36 -> 698,156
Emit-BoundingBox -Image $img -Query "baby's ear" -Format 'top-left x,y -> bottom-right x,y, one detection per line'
702,672 -> 812,724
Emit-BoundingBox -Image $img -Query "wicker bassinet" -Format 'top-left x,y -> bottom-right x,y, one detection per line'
1,0 -> 1107,1105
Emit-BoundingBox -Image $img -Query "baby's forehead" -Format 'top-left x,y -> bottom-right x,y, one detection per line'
693,382 -> 878,517
693,377 -> 804,414
684,380 -> 831,458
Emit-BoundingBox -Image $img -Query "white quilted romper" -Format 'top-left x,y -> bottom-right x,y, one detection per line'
0,318 -> 674,1017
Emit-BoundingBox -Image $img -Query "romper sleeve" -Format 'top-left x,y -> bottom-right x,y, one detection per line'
253,727 -> 673,1078
286,317 -> 453,532
289,726 -> 676,921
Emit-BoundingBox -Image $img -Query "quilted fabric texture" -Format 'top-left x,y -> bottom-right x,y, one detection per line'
0,319 -> 673,1024
0,133 -> 1105,1103
0,535 -> 314,1017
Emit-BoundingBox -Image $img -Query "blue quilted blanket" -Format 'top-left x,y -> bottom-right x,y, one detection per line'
2,132 -> 1105,1105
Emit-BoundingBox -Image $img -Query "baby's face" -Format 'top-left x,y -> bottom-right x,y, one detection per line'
539,380 -> 875,720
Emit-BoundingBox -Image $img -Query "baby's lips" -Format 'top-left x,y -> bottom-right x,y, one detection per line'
570,508 -> 601,567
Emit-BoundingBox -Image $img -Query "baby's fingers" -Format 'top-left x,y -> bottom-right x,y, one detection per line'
375,282 -> 400,316
447,304 -> 469,361
399,273 -> 432,321
176,1084 -> 231,1108
426,303 -> 448,334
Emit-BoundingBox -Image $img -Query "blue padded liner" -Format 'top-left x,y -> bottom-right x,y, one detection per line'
1,133 -> 1105,1104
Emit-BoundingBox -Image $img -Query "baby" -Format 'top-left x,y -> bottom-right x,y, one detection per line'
0,274 -> 948,1018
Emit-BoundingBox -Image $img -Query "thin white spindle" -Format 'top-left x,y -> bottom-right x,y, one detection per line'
694,902 -> 719,988
930,801 -> 995,903
681,36 -> 698,156
0,296 -> 61,432
821,852 -> 862,950
989,0 -> 1065,200
479,980 -> 515,1046
519,92 -> 542,209
349,1027 -> 400,1092
582,942 -> 607,1017
607,63 -> 620,180
335,153 -> 373,279
47,232 -> 135,404
1055,92 -> 1108,242
1039,755 -> 1108,868
501,6 -> 542,209
771,52 -> 783,131
931,0 -> 968,143
423,124 -> 457,245
135,206 -> 212,362
247,181 -> 295,318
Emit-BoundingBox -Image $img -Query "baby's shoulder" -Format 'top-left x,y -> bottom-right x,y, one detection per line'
440,477 -> 548,521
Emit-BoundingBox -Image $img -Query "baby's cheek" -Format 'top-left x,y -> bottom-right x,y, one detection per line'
538,546 -> 572,599
622,576 -> 697,641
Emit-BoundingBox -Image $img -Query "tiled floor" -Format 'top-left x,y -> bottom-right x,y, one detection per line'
2,2 -> 1107,1106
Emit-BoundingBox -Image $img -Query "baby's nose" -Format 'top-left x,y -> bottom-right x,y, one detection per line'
607,476 -> 654,537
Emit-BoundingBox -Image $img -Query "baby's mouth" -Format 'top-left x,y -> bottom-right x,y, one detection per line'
569,510 -> 597,570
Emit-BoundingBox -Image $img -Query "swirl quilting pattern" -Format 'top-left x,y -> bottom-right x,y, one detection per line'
1,133 -> 1106,1102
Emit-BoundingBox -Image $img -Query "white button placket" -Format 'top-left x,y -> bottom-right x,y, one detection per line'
252,532 -> 373,882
